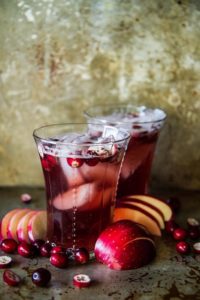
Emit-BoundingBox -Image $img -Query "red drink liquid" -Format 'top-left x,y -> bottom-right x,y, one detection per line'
34,124 -> 129,251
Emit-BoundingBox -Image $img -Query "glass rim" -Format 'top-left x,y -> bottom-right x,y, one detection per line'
33,122 -> 130,146
84,104 -> 167,125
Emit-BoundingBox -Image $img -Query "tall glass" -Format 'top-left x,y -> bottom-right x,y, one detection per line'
84,105 -> 166,198
33,123 -> 130,252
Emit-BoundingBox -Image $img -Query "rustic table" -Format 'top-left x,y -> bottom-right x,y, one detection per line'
0,186 -> 199,300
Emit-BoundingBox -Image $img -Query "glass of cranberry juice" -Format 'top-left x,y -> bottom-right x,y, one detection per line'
84,105 -> 166,198
33,123 -> 130,252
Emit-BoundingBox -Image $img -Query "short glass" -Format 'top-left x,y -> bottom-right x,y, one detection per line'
84,105 -> 166,198
33,123 -> 130,252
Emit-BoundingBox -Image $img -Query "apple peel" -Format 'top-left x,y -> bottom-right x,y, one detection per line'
28,211 -> 47,242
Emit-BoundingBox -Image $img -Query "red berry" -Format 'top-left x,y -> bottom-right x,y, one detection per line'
73,274 -> 91,288
67,157 -> 84,168
32,239 -> 45,255
173,228 -> 188,241
187,217 -> 199,228
0,256 -> 13,268
18,242 -> 35,258
32,268 -> 51,287
165,220 -> 178,234
193,242 -> 200,254
41,154 -> 57,171
3,270 -> 21,286
0,239 -> 18,253
40,242 -> 52,257
50,253 -> 68,268
21,193 -> 32,203
176,241 -> 190,255
85,157 -> 99,166
51,246 -> 65,255
75,248 -> 89,264
188,227 -> 200,240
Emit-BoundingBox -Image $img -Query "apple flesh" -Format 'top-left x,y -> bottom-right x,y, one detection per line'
1,209 -> 20,239
113,205 -> 161,236
7,209 -> 30,241
118,201 -> 165,229
94,220 -> 156,270
120,195 -> 172,221
17,211 -> 37,243
28,211 -> 47,242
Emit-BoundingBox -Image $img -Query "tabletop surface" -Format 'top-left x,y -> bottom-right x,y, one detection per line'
0,186 -> 199,300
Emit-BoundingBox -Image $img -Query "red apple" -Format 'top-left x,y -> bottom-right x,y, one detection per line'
28,211 -> 47,242
120,195 -> 172,221
113,204 -> 161,236
7,209 -> 30,241
1,209 -> 20,239
94,220 -> 156,270
17,211 -> 37,243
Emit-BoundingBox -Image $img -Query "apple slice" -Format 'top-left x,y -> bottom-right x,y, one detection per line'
28,210 -> 47,242
7,209 -> 30,241
1,209 -> 20,239
119,201 -> 165,229
121,195 -> 172,221
113,205 -> 161,236
17,211 -> 37,243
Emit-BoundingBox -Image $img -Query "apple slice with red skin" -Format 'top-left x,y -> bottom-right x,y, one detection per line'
28,211 -> 47,242
118,201 -> 165,229
7,209 -> 30,241
1,209 -> 20,239
95,220 -> 156,270
120,195 -> 172,221
17,211 -> 37,243
113,204 -> 161,236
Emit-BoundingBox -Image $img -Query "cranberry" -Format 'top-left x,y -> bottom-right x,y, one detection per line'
40,242 -> 52,257
51,246 -> 65,255
67,157 -> 84,168
0,239 -> 18,254
173,228 -> 188,241
18,242 -> 35,258
50,253 -> 68,268
188,227 -> 200,240
165,220 -> 179,234
32,239 -> 45,255
165,197 -> 180,214
85,157 -> 99,166
0,256 -> 13,268
21,193 -> 32,203
66,248 -> 74,259
41,154 -> 57,171
75,248 -> 89,264
3,270 -> 21,286
32,268 -> 51,287
187,217 -> 199,228
73,274 -> 91,288
193,242 -> 200,254
176,241 -> 190,255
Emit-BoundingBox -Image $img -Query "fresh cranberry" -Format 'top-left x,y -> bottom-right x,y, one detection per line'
165,220 -> 179,234
51,246 -> 65,255
50,253 -> 68,268
66,248 -> 74,259
3,270 -> 21,286
41,154 -> 57,171
193,242 -> 200,254
173,228 -> 188,241
165,197 -> 180,214
187,217 -> 199,228
0,239 -> 18,254
85,157 -> 99,166
67,157 -> 84,168
0,255 -> 13,268
40,242 -> 52,257
32,268 -> 51,287
73,274 -> 91,288
75,248 -> 89,264
18,242 -> 35,258
32,239 -> 45,255
188,227 -> 200,240
176,241 -> 190,255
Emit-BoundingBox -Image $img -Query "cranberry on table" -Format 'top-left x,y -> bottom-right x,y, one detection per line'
75,248 -> 89,264
176,241 -> 190,255
73,274 -> 91,288
165,220 -> 179,234
18,242 -> 35,258
32,268 -> 51,287
188,227 -> 200,240
40,242 -> 52,257
0,239 -> 18,253
3,270 -> 21,286
187,217 -> 199,228
32,239 -> 45,255
50,253 -> 68,268
193,242 -> 200,254
51,245 -> 65,255
0,255 -> 13,268
173,228 -> 188,241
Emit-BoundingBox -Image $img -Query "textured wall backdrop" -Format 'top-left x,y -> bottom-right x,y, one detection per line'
0,0 -> 200,189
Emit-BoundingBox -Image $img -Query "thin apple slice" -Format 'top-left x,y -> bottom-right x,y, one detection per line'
120,201 -> 165,229
7,209 -> 30,241
28,210 -> 47,242
17,211 -> 37,243
113,205 -> 161,236
121,195 -> 172,221
1,209 -> 20,239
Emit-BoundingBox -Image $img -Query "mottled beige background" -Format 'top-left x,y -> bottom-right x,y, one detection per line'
0,0 -> 200,189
